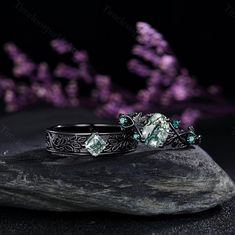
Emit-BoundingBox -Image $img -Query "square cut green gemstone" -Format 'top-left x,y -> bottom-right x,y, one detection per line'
85,133 -> 107,156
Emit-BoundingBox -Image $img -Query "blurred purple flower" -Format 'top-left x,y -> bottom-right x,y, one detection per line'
37,63 -> 52,83
4,42 -> 36,77
73,51 -> 89,63
51,39 -> 73,54
180,108 -> 201,128
0,22 -> 232,125
54,63 -> 80,80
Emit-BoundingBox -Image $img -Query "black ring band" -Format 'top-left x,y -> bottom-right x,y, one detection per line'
46,124 -> 138,157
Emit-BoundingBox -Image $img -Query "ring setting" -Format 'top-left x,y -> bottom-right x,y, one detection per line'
46,112 -> 201,157
119,112 -> 201,149
46,124 -> 138,157
84,133 -> 107,157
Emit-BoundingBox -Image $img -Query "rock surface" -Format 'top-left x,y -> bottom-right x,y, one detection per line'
0,107 -> 234,216
0,143 -> 234,215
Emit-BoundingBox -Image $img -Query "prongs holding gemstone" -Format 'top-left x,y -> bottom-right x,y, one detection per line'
85,133 -> 107,157
166,117 -> 171,122
120,112 -> 201,149
188,126 -> 195,132
196,134 -> 202,144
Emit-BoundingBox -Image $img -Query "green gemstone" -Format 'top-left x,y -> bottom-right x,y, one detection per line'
85,133 -> 107,156
187,134 -> 196,144
172,120 -> 181,129
119,116 -> 127,125
142,113 -> 170,148
133,132 -> 140,141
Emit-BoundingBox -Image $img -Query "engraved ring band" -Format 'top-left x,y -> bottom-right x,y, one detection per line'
46,124 -> 138,157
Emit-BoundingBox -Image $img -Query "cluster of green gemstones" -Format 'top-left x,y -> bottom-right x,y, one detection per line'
119,113 -> 198,147
84,113 -> 199,157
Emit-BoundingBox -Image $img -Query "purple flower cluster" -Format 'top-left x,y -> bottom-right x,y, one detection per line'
0,40 -> 89,111
0,22 -> 232,125
4,43 -> 36,78
128,22 -> 200,107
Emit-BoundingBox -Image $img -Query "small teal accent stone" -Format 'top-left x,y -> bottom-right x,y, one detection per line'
187,133 -> 196,145
119,116 -> 127,125
172,120 -> 181,129
133,132 -> 140,141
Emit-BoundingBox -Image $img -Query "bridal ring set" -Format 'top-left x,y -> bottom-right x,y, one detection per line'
46,112 -> 201,157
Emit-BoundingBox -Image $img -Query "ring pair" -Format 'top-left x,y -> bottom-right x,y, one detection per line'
46,112 -> 201,157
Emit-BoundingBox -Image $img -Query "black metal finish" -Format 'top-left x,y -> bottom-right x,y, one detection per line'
119,112 -> 201,149
46,124 -> 138,156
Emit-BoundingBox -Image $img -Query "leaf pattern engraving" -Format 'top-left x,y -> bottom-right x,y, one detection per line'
46,131 -> 137,155
46,132 -> 86,153
104,133 -> 138,153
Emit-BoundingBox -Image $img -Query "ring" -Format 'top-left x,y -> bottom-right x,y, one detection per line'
46,124 -> 138,157
118,112 -> 201,149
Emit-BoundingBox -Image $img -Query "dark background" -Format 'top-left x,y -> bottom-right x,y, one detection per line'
0,0 -> 235,99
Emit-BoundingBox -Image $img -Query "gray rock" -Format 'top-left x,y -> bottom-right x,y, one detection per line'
0,144 -> 234,215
